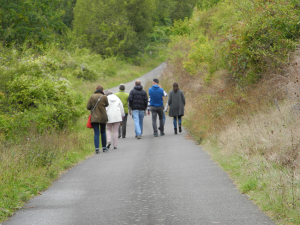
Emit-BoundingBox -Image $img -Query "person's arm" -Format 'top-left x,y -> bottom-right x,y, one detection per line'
87,97 -> 92,110
168,91 -> 172,106
181,90 -> 185,106
103,95 -> 109,107
119,100 -> 125,117
144,92 -> 148,110
163,90 -> 167,97
164,98 -> 169,112
128,91 -> 133,108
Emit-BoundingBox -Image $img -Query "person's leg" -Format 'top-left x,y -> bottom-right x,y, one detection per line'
122,114 -> 128,138
112,122 -> 120,148
106,123 -> 112,148
100,123 -> 107,151
178,116 -> 182,133
173,116 -> 178,134
133,110 -> 141,137
163,111 -> 166,125
157,107 -> 164,134
92,123 -> 100,153
151,107 -> 158,136
138,110 -> 144,136
118,124 -> 121,138
173,116 -> 177,128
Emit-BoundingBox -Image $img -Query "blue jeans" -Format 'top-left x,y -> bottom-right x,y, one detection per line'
92,123 -> 107,149
132,110 -> 144,136
163,112 -> 166,124
173,116 -> 182,128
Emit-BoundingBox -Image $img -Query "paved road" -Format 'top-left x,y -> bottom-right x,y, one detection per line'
3,63 -> 275,225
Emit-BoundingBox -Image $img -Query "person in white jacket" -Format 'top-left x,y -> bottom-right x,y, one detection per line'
104,89 -> 125,149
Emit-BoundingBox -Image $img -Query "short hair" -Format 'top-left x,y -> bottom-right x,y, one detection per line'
96,85 -> 103,91
153,78 -> 159,84
119,84 -> 125,90
135,80 -> 141,86
104,89 -> 113,96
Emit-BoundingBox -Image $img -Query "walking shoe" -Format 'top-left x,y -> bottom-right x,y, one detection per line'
154,134 -> 158,137
95,148 -> 100,154
160,132 -> 165,136
114,147 -> 117,149
174,128 -> 177,134
103,147 -> 109,152
137,135 -> 141,139
179,126 -> 182,133
107,142 -> 111,149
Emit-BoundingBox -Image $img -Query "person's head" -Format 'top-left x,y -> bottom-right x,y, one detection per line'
119,83 -> 125,91
153,78 -> 159,85
173,82 -> 179,92
135,80 -> 141,86
96,85 -> 103,91
104,89 -> 113,96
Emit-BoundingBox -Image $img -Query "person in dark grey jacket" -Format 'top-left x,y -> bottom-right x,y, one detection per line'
168,82 -> 185,134
128,80 -> 148,139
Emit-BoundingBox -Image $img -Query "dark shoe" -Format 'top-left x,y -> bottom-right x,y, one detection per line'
95,149 -> 100,154
103,147 -> 109,152
118,136 -> 121,138
114,147 -> 117,149
154,134 -> 158,137
174,128 -> 177,134
179,126 -> 182,133
137,135 -> 141,139
160,132 -> 165,136
107,142 -> 111,149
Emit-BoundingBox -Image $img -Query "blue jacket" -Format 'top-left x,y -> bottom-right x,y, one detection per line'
148,85 -> 164,107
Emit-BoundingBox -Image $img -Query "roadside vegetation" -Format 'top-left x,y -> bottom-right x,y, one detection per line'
159,0 -> 300,224
1,0 -> 300,224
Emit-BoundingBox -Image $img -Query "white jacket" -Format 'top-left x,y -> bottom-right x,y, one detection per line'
106,94 -> 125,123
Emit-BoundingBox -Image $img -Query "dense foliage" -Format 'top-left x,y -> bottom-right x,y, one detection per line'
72,0 -> 206,57
169,0 -> 300,85
0,0 -> 67,45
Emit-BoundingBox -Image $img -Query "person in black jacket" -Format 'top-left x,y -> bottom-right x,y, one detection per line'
128,80 -> 148,139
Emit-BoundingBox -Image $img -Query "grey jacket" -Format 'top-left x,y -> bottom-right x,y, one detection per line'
168,89 -> 185,117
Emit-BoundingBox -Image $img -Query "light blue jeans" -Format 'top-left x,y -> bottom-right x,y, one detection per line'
132,110 -> 144,136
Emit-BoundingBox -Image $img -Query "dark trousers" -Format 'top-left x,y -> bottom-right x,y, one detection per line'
92,123 -> 107,149
118,114 -> 128,138
150,106 -> 164,135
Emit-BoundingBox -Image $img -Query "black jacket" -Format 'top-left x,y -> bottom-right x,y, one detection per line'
128,85 -> 148,110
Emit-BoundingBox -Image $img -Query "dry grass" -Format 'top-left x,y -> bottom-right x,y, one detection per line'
160,46 -> 300,223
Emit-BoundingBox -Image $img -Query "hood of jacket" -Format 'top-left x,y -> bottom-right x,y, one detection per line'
134,85 -> 143,91
107,94 -> 119,102
151,85 -> 160,90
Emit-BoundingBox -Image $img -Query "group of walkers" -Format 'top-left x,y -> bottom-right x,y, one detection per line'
87,78 -> 186,154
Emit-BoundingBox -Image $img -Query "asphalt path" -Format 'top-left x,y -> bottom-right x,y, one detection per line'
3,63 -> 275,225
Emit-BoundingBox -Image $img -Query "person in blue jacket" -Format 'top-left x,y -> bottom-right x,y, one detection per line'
148,78 -> 165,137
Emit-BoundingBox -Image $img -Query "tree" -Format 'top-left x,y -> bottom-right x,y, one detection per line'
0,0 -> 66,45
73,0 -> 138,56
